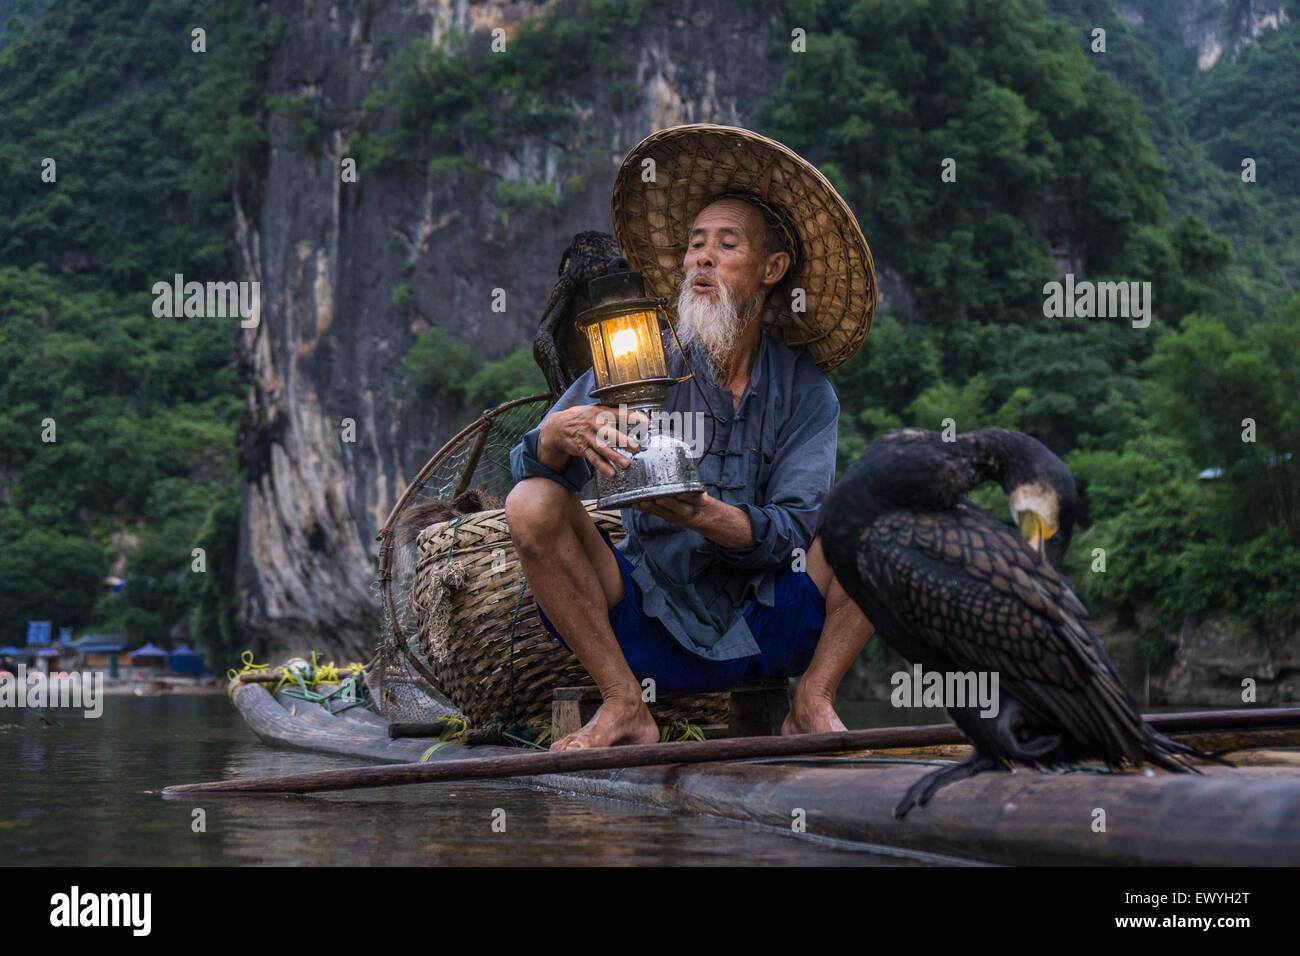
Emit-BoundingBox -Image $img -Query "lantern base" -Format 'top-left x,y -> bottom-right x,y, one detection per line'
595,431 -> 703,509
589,377 -> 676,407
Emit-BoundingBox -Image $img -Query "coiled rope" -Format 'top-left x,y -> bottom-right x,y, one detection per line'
228,650 -> 368,713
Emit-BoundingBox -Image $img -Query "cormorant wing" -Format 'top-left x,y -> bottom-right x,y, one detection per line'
534,273 -> 576,397
857,505 -> 1150,765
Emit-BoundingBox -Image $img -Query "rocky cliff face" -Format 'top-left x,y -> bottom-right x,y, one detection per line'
232,0 -> 791,658
1117,0 -> 1290,73
1150,617 -> 1300,706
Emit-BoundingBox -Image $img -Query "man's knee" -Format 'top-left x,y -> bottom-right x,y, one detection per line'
505,478 -> 574,551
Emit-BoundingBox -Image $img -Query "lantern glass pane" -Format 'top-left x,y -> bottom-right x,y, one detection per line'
584,323 -> 612,389
603,308 -> 665,384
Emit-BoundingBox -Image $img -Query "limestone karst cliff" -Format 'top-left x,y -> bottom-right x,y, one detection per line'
231,0 -> 792,658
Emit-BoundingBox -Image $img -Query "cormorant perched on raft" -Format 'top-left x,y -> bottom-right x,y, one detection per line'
819,428 -> 1223,818
532,231 -> 629,397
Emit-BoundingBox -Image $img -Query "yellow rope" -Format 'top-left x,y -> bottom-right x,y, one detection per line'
419,715 -> 468,761
228,650 -> 367,698
226,650 -> 272,682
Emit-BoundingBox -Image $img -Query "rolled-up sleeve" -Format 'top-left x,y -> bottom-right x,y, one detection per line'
711,377 -> 840,571
509,370 -> 598,493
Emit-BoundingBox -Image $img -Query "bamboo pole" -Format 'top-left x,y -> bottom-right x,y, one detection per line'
387,719 -> 461,738
450,426 -> 490,499
162,726 -> 953,795
162,707 -> 1300,797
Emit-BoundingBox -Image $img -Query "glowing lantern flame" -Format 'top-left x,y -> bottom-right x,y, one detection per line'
610,327 -> 639,358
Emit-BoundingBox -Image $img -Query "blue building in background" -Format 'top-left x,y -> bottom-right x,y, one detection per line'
168,644 -> 206,676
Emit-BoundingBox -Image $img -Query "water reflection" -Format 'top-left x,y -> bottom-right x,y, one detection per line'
1,694 -> 931,866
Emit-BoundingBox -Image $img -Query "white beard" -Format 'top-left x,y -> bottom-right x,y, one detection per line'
675,271 -> 764,379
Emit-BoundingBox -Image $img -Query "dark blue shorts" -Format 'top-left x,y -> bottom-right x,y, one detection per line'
535,526 -> 826,693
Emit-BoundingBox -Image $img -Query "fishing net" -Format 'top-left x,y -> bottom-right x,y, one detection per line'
368,395 -> 551,726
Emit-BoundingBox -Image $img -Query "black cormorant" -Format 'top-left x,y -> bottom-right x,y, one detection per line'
533,232 -> 628,397
820,428 -> 1219,817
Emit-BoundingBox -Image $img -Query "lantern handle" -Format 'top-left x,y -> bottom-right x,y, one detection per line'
656,297 -> 718,463
656,298 -> 695,385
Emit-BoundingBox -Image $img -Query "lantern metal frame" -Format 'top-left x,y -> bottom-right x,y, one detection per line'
574,291 -> 706,508
576,297 -> 682,404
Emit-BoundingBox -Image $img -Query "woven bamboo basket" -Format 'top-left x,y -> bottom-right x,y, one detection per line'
412,503 -> 728,728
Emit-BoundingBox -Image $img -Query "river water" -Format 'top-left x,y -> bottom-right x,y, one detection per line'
0,693 -> 953,866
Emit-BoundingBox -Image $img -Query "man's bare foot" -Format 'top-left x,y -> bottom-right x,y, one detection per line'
550,694 -> 660,750
782,692 -> 848,735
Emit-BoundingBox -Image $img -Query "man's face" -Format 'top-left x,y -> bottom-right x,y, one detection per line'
676,199 -> 790,374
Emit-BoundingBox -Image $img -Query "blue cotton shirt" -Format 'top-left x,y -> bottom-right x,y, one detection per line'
509,332 -> 840,663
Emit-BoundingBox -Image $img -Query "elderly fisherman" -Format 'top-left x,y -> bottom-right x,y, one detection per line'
508,125 -> 879,750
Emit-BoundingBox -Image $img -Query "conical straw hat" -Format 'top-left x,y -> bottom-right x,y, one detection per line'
611,124 -> 876,372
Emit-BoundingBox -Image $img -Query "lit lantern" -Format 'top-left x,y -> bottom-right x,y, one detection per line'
576,271 -> 704,507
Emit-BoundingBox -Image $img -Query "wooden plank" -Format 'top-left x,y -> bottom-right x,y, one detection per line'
551,698 -> 582,741
1176,726 -> 1300,752
727,680 -> 789,737
553,686 -> 600,702
1219,749 -> 1300,767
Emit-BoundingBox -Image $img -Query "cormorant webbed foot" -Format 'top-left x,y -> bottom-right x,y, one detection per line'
894,755 -> 1002,819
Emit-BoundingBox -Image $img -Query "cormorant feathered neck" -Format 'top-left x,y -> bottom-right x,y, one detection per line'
954,429 -> 1052,489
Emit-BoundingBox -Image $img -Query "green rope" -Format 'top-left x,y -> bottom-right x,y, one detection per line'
737,757 -> 1123,773
505,576 -> 529,724
737,757 -> 959,767
278,667 -> 323,702
324,675 -> 366,713
1052,763 -> 1119,774
437,514 -> 468,585
502,729 -> 548,751
276,653 -> 370,713
481,716 -> 550,750
660,719 -> 708,742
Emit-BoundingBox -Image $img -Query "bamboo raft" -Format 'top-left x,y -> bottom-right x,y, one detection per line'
219,679 -> 1300,865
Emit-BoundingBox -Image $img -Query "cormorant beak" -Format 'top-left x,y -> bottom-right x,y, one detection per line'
1017,510 -> 1056,556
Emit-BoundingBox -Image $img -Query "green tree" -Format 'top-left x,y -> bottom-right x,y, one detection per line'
0,528 -> 107,641
399,326 -> 477,401
463,349 -> 549,414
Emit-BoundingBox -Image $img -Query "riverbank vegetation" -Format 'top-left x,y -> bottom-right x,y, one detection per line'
0,0 -> 267,667
762,0 -> 1300,661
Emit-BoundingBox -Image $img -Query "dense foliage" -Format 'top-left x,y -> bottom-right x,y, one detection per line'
398,327 -> 547,419
756,0 -> 1298,656
0,0 -> 269,667
0,266 -> 244,659
1064,299 -> 1300,661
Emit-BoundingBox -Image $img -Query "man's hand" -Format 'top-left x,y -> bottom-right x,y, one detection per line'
632,490 -> 756,550
631,490 -> 706,525
538,405 -> 649,478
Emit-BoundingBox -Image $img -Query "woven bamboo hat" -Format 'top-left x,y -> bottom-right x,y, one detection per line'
611,124 -> 876,372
